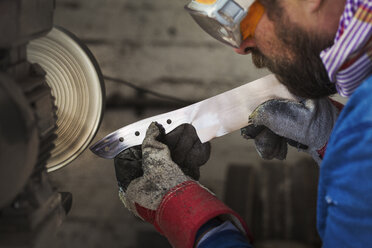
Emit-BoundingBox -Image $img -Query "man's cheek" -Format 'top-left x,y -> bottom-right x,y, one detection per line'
255,20 -> 284,57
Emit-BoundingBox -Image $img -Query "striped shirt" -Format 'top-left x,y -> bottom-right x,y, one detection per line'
320,0 -> 372,97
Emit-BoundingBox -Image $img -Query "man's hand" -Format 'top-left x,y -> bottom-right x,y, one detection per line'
113,123 -> 250,248
241,98 -> 343,164
114,122 -> 210,215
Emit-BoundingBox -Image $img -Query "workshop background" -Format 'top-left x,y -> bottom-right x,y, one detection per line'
48,0 -> 328,247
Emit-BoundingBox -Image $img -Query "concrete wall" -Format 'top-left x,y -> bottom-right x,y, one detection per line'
53,0 -> 269,100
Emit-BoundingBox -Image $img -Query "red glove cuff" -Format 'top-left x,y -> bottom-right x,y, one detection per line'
153,181 -> 252,248
329,98 -> 344,112
317,98 -> 344,159
317,142 -> 328,159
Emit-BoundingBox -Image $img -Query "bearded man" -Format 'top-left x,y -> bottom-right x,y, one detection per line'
114,0 -> 372,247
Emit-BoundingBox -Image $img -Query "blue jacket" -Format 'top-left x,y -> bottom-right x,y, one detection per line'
197,74 -> 372,248
317,74 -> 372,247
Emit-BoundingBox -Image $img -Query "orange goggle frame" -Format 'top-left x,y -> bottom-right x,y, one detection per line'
240,1 -> 264,41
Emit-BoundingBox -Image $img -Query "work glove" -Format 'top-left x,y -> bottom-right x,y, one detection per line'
241,98 -> 343,164
114,122 -> 250,248
114,123 -> 211,190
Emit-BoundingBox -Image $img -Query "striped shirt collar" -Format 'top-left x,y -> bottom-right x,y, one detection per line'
320,0 -> 372,97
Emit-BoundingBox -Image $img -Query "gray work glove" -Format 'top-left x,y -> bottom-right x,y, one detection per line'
241,98 -> 342,164
114,122 -> 211,216
114,123 -> 250,248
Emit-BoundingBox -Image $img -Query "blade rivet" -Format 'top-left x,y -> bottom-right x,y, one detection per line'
119,137 -> 124,142
135,131 -> 140,136
167,119 -> 172,124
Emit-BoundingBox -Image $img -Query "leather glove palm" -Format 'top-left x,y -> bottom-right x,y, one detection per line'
242,98 -> 342,164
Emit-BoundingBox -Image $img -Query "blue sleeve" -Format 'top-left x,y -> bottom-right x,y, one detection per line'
317,76 -> 372,247
195,219 -> 252,248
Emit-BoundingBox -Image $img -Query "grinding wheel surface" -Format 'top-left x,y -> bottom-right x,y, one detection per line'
27,27 -> 105,172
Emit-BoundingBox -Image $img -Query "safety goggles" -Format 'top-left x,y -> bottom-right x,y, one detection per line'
185,0 -> 264,48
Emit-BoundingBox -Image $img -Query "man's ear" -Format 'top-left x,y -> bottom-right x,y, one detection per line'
305,0 -> 324,13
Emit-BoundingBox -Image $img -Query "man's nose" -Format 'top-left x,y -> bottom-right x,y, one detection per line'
234,37 -> 256,55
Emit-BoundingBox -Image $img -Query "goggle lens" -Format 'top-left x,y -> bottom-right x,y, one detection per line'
240,1 -> 265,41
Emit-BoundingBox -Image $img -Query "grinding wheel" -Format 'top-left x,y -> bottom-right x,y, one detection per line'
27,26 -> 105,172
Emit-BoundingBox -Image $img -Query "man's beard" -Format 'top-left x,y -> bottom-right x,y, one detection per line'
251,8 -> 336,99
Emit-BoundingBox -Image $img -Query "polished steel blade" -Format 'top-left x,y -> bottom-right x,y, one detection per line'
90,74 -> 295,159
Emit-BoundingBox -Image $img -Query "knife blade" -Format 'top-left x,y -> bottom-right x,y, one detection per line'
90,74 -> 296,159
